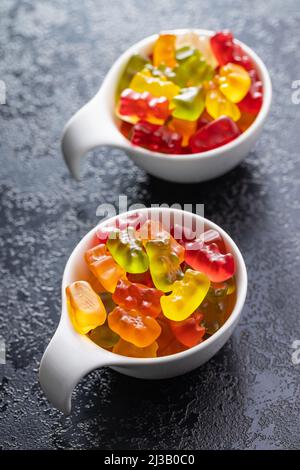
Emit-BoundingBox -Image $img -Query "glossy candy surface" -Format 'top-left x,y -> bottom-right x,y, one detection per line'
131,120 -> 182,154
66,281 -> 106,334
189,116 -> 241,153
117,54 -> 149,95
172,86 -> 205,121
113,339 -> 158,358
205,86 -> 241,121
115,30 -> 263,154
185,242 -> 235,282
108,306 -> 161,347
68,217 -> 237,358
112,279 -> 163,317
85,244 -> 125,293
118,88 -> 170,124
218,63 -> 251,103
160,269 -> 210,321
130,68 -> 180,101
153,34 -> 177,68
169,312 -> 206,348
107,227 -> 149,274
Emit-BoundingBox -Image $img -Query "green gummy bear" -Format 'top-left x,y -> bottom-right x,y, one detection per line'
172,86 -> 205,121
173,46 -> 214,87
89,322 -> 120,349
145,238 -> 183,292
107,227 -> 149,274
117,54 -> 149,96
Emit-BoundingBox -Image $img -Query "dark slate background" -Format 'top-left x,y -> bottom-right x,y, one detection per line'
0,0 -> 300,450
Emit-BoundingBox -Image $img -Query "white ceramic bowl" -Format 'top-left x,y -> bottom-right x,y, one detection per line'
62,29 -> 272,183
39,207 -> 247,414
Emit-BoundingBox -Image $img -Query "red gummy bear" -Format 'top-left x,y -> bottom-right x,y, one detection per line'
189,116 -> 241,153
171,225 -> 224,248
131,121 -> 183,154
239,70 -> 263,115
119,89 -> 170,121
185,242 -> 235,282
210,30 -> 254,71
112,279 -> 163,318
169,312 -> 206,348
127,270 -> 155,288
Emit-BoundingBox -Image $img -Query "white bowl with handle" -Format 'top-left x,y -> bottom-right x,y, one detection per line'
39,207 -> 247,414
62,29 -> 272,183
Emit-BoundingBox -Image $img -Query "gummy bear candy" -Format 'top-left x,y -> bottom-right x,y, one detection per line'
169,311 -> 206,347
145,237 -> 183,292
127,270 -> 154,288
96,212 -> 147,243
156,315 -> 187,356
185,241 -> 235,282
117,54 -> 149,95
131,120 -> 183,154
218,63 -> 251,103
210,31 -> 254,71
130,68 -> 180,101
172,86 -> 205,121
138,219 -> 185,261
107,226 -> 149,274
112,278 -> 163,317
176,33 -> 218,69
189,116 -> 241,153
173,46 -> 214,87
113,338 -> 158,358
66,281 -> 106,334
237,111 -> 256,132
118,88 -> 170,124
108,306 -> 161,347
168,118 -> 197,146
205,86 -> 241,121
85,244 -> 125,293
206,278 -> 236,304
238,70 -> 263,115
160,269 -> 210,321
89,322 -> 119,349
153,34 -> 177,68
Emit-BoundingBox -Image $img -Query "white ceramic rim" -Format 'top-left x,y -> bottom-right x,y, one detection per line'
108,28 -> 272,160
62,207 -> 248,365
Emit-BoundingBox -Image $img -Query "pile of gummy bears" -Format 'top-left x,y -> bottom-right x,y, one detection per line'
66,213 -> 237,358
116,30 -> 263,154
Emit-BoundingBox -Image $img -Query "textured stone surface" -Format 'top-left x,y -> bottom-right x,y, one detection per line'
0,0 -> 300,450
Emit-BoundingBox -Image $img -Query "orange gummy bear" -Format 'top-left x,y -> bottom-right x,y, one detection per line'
153,34 -> 177,68
113,338 -> 158,358
108,306 -> 161,347
66,280 -> 106,334
85,244 -> 125,293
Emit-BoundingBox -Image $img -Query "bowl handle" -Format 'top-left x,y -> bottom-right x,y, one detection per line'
61,93 -> 127,180
39,321 -> 117,414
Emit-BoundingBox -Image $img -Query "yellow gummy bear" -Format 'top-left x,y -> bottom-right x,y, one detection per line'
161,269 -> 210,321
66,281 -> 107,334
218,63 -> 251,103
206,86 -> 241,121
129,68 -> 180,101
